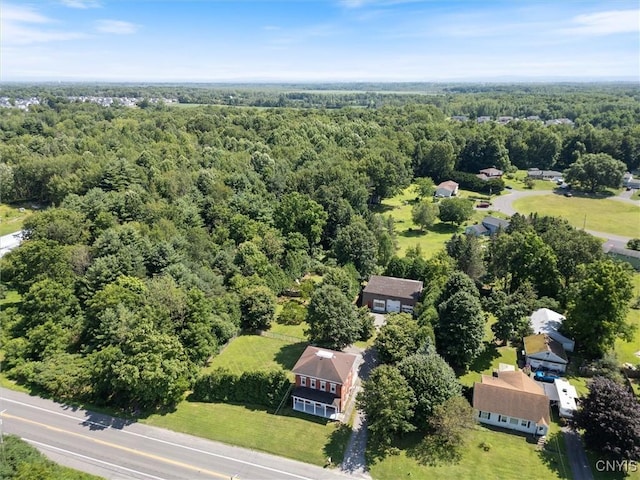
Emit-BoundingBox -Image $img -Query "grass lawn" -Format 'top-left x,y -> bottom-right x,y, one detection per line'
615,272 -> 640,366
458,344 -> 518,388
204,334 -> 307,378
379,185 -> 483,258
512,195 -> 640,238
0,203 -> 33,236
142,402 -> 351,466
368,424 -> 571,480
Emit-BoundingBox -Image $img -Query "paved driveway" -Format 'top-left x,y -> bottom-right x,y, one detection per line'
562,426 -> 594,480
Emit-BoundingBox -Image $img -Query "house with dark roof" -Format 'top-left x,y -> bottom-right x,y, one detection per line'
465,215 -> 510,236
473,370 -> 550,436
435,180 -> 459,198
524,334 -> 568,373
361,275 -> 423,314
530,308 -> 575,352
291,346 -> 360,421
603,242 -> 640,270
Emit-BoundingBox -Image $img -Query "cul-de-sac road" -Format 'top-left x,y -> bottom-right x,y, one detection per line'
0,388 -> 350,480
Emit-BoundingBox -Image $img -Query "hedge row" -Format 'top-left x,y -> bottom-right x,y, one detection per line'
191,368 -> 291,409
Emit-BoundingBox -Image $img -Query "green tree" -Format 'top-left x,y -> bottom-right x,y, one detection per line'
239,285 -> 276,331
436,291 -> 485,371
563,260 -> 634,358
437,197 -> 474,225
415,177 -> 436,198
306,284 -> 360,350
413,140 -> 455,181
274,192 -> 328,247
357,365 -> 416,449
412,200 -> 439,232
333,219 -> 378,278
575,377 -> 640,461
397,353 -> 462,427
375,312 -> 432,365
564,153 -> 626,193
445,234 -> 486,282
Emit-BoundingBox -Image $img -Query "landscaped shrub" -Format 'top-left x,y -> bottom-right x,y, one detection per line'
191,368 -> 291,409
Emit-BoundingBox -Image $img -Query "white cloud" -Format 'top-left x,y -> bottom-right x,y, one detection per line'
1,3 -> 87,45
60,0 -> 101,8
2,4 -> 50,24
95,20 -> 139,35
562,9 -> 640,36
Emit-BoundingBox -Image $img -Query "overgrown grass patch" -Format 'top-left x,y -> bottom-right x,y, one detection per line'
512,195 -> 640,238
142,402 -> 348,466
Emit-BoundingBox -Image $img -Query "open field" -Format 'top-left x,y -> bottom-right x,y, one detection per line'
0,204 -> 33,236
512,195 -> 640,238
143,401 -> 350,466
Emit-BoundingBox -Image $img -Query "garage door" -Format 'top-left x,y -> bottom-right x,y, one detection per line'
386,300 -> 401,313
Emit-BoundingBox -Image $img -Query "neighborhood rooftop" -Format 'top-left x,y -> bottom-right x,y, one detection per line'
291,346 -> 359,385
362,275 -> 423,300
473,371 -> 550,426
524,334 -> 568,362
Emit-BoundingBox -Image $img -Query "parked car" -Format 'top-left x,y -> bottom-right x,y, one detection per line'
477,201 -> 491,208
534,371 -> 559,383
564,192 -> 573,197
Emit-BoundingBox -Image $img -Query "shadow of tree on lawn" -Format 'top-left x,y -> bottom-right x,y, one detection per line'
538,431 -> 572,479
274,342 -> 308,370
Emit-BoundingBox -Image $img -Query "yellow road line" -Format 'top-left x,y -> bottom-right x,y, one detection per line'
1,412 -> 230,479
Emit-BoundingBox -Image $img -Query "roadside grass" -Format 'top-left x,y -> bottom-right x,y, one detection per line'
512,195 -> 640,238
142,401 -> 349,466
632,190 -> 640,201
587,451 -> 640,480
0,204 -> 33,236
367,424 -> 571,480
203,334 -> 307,378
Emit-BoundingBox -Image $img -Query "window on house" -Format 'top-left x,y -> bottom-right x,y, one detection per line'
373,299 -> 386,310
521,420 -> 530,428
330,383 -> 336,393
310,378 -> 316,389
509,418 -> 518,425
320,381 -> 326,392
300,376 -> 306,387
479,411 -> 490,420
499,415 -> 507,423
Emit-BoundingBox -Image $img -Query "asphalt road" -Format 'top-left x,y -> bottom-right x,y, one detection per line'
562,426 -> 594,480
0,388 -> 350,480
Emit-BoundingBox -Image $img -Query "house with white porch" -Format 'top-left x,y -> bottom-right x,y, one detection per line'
291,346 -> 360,421
524,334 -> 569,373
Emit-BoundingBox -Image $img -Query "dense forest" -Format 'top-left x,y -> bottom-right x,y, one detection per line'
0,84 -> 638,412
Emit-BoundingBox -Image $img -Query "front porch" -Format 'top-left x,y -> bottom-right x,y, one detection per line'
291,387 -> 340,420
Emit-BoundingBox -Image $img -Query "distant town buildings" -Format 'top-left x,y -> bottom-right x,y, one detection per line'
448,114 -> 574,127
0,96 -> 178,110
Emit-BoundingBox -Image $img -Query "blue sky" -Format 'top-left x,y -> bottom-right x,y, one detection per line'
2,0 -> 639,82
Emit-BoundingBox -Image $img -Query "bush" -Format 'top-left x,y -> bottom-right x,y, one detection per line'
278,300 -> 306,325
479,441 -> 492,452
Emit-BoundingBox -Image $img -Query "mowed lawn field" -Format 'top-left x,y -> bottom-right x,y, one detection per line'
380,185 -> 494,257
368,424 -> 571,480
0,204 -> 33,236
512,195 -> 640,238
142,331 -> 352,467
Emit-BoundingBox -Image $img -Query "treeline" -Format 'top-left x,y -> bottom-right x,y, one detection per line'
0,89 -> 637,411
1,83 -> 639,127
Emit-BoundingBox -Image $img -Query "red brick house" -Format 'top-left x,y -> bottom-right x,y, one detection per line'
291,346 -> 360,420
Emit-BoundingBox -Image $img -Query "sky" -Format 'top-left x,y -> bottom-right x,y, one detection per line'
2,0 -> 639,82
